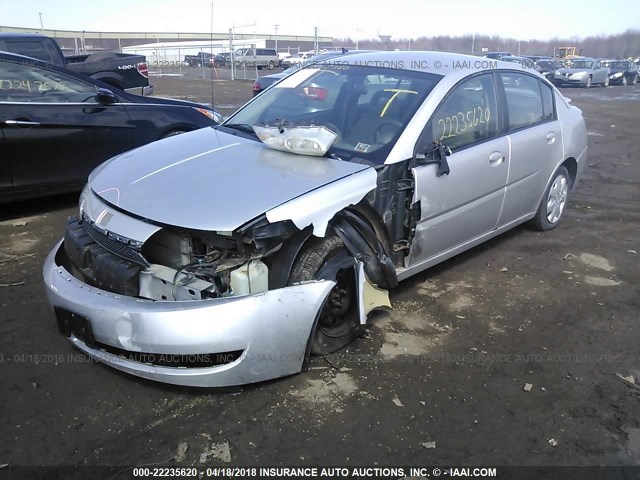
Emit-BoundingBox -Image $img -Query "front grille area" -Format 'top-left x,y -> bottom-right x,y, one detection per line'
82,215 -> 149,267
63,217 -> 142,296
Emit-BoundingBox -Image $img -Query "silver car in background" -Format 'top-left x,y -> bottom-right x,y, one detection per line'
43,51 -> 587,387
552,58 -> 610,87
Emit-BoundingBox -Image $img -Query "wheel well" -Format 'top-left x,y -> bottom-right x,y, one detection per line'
562,157 -> 578,189
159,128 -> 191,140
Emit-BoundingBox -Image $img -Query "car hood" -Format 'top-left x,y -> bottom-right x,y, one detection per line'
88,127 -> 370,232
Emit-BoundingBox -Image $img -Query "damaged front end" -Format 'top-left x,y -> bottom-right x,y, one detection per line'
44,164 -> 397,386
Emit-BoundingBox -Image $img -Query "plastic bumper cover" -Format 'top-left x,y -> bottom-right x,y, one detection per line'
43,239 -> 335,387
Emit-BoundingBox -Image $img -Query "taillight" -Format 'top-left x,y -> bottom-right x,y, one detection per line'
137,62 -> 149,78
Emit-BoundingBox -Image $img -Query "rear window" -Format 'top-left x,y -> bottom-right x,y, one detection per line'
0,39 -> 60,65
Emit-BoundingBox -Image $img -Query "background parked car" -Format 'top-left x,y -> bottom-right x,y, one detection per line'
552,58 -> 610,87
234,48 -> 278,70
184,52 -> 213,67
484,51 -> 512,60
212,52 -> 230,68
0,52 -> 223,202
500,55 -> 536,68
252,50 -> 371,96
0,33 -> 152,95
606,60 -> 638,86
281,51 -> 314,67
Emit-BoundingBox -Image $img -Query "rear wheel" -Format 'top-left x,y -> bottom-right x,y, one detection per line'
602,76 -> 609,87
268,61 -> 275,70
289,236 -> 363,355
530,166 -> 569,231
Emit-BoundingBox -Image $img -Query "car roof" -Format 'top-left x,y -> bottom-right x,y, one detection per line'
0,32 -> 48,39
330,51 -> 525,76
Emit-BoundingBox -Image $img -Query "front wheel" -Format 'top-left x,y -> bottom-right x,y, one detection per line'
289,236 -> 363,355
585,76 -> 592,88
621,76 -> 628,86
530,166 -> 570,231
268,61 -> 275,70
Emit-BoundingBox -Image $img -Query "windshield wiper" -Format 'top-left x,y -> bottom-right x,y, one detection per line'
221,123 -> 257,136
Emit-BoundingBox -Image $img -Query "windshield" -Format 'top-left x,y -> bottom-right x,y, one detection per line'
609,61 -> 628,69
569,61 -> 594,69
225,64 -> 441,164
536,60 -> 553,69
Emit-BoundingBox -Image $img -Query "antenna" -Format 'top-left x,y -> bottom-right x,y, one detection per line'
210,0 -> 215,111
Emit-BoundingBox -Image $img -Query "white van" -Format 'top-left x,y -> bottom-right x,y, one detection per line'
234,48 -> 279,70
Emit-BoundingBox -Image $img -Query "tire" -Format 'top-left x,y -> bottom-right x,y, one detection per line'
602,76 -> 609,87
530,166 -> 570,231
621,76 -> 628,86
584,76 -> 592,88
289,236 -> 363,355
631,75 -> 638,85
268,61 -> 275,70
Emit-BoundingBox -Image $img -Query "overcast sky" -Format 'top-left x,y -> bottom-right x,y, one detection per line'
2,0 -> 638,41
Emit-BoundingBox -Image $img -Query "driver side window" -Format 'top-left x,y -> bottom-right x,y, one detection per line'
0,59 -> 97,103
429,73 -> 498,151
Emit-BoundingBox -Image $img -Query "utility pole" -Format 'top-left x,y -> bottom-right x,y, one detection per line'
314,27 -> 318,54
229,27 -> 235,80
471,33 -> 475,54
274,24 -> 279,52
38,12 -> 44,33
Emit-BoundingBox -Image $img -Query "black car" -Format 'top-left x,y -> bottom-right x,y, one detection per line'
0,52 -> 223,202
606,60 -> 638,86
212,53 -> 231,68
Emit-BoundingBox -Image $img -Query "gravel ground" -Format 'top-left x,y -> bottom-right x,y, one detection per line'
0,78 -> 639,474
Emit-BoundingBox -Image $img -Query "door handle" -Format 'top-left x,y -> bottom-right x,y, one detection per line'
4,119 -> 41,127
546,132 -> 556,143
489,151 -> 505,165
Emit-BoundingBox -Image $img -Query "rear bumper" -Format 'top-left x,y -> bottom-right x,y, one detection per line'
43,239 -> 335,387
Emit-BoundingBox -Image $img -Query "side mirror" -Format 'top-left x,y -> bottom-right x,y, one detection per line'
96,88 -> 117,105
415,141 -> 451,177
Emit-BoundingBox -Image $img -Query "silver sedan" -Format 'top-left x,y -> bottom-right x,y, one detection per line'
43,51 -> 587,387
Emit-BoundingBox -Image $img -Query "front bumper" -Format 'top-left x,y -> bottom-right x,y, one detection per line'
553,77 -> 588,87
43,240 -> 335,387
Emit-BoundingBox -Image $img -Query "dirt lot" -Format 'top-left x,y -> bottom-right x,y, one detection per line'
1,77 -> 639,472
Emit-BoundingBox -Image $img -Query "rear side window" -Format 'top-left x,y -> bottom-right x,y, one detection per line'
0,60 -> 96,103
429,73 -> 498,151
500,72 -> 547,130
0,39 -> 60,65
540,81 -> 554,120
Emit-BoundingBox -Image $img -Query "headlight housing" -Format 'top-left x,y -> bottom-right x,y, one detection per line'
194,107 -> 225,124
612,72 -> 623,78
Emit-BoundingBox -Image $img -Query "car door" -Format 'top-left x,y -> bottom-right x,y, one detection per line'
407,72 -> 509,268
496,72 -> 564,227
0,57 -> 134,192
